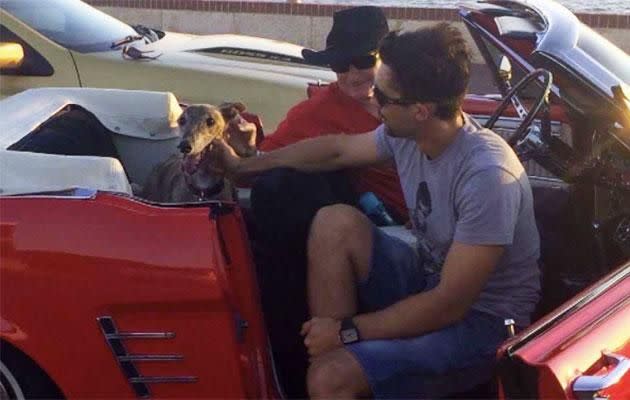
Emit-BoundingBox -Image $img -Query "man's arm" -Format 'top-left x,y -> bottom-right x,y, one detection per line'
301,242 -> 504,356
357,167 -> 523,339
211,130 -> 385,179
302,167 -> 523,356
355,242 -> 503,339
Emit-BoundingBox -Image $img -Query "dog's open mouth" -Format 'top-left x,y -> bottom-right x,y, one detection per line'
181,147 -> 211,175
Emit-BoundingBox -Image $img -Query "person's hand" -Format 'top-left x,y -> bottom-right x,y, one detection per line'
202,137 -> 241,179
224,114 -> 258,158
301,317 -> 342,357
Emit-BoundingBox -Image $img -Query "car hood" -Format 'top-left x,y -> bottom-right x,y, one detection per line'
76,32 -> 335,130
134,31 -> 333,82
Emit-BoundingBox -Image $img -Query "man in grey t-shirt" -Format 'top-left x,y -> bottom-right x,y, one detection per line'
375,117 -> 540,328
209,24 -> 540,399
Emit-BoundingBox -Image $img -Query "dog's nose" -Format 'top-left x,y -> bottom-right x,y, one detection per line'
178,140 -> 192,154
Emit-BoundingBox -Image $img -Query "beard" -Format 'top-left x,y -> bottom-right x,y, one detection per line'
383,122 -> 402,137
382,121 -> 418,140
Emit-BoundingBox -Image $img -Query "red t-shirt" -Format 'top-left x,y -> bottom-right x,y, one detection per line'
259,83 -> 406,220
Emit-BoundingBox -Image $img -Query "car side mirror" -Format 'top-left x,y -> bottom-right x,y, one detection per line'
498,56 -> 512,83
0,42 -> 25,69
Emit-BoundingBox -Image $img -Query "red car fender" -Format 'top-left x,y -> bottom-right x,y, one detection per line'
0,193 -> 277,398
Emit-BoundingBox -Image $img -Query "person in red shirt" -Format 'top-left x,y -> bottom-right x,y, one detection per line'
259,80 -> 406,219
233,6 -> 405,221
226,7 -> 404,398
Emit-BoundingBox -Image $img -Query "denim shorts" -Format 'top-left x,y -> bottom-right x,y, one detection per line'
346,227 -> 508,398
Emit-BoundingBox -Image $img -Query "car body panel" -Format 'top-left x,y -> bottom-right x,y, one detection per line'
0,193 -> 275,398
498,263 -> 630,398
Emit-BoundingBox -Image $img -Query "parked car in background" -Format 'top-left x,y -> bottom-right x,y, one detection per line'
1,0 -> 629,399
0,0 -> 333,131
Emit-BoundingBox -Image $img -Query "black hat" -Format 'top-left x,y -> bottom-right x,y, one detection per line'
302,6 -> 388,66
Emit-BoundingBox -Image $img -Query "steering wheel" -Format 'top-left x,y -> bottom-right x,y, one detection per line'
484,69 -> 553,146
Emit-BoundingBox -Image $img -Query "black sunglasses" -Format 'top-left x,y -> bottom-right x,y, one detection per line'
330,53 -> 379,73
373,85 -> 416,107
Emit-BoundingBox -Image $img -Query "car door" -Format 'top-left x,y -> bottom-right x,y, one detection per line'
0,191 -> 276,398
0,8 -> 80,98
497,263 -> 630,399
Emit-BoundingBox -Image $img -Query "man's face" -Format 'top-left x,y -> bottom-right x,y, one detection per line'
335,57 -> 380,102
374,63 -> 419,138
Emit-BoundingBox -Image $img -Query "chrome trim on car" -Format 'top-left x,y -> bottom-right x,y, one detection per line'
4,187 -> 98,199
105,332 -> 176,340
130,376 -> 198,384
505,262 -> 630,356
472,114 -> 565,178
118,355 -> 184,362
573,352 -> 630,397
529,175 -> 567,186
97,316 -> 197,398
473,114 -> 563,134
196,47 -> 307,65
0,360 -> 26,400
266,337 -> 288,400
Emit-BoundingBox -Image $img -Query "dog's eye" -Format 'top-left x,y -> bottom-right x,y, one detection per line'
178,116 -> 186,126
206,117 -> 215,126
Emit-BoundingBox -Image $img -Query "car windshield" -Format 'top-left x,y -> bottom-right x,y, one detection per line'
0,0 -> 138,53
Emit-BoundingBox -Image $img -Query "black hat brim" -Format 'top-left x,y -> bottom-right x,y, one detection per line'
302,42 -> 376,66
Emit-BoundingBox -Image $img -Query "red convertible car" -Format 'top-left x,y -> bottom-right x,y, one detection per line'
1,0 -> 629,398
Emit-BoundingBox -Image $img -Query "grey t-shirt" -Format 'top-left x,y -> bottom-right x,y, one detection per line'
375,116 -> 540,326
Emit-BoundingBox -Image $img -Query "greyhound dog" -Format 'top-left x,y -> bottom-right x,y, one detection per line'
141,102 -> 245,203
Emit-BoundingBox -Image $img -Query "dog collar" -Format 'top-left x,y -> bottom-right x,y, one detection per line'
187,179 -> 225,201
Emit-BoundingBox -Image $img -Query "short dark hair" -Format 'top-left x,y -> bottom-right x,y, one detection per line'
378,24 -> 471,120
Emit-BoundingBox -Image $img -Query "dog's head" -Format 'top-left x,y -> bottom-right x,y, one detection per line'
177,103 -> 244,175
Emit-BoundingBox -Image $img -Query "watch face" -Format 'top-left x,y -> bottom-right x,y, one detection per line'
340,328 -> 359,344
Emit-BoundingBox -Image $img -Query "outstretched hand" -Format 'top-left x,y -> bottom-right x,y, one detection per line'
201,138 -> 241,179
301,317 -> 342,358
224,114 -> 258,158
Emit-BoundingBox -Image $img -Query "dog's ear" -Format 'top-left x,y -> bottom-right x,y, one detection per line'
232,102 -> 246,113
219,101 -> 247,121
224,101 -> 246,113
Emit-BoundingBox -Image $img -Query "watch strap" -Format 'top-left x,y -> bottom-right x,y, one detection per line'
339,317 -> 361,344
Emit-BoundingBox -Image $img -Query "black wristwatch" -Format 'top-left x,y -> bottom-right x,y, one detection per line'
339,317 -> 361,345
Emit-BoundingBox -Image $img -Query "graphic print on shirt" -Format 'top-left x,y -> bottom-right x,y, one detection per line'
412,182 -> 444,272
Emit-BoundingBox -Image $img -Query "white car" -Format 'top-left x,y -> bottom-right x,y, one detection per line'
0,0 -> 334,130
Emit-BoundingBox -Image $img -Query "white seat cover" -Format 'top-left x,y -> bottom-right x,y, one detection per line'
0,150 -> 132,196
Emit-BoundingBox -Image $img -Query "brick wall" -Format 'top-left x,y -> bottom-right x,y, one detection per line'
85,0 -> 630,28
86,0 -> 630,57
